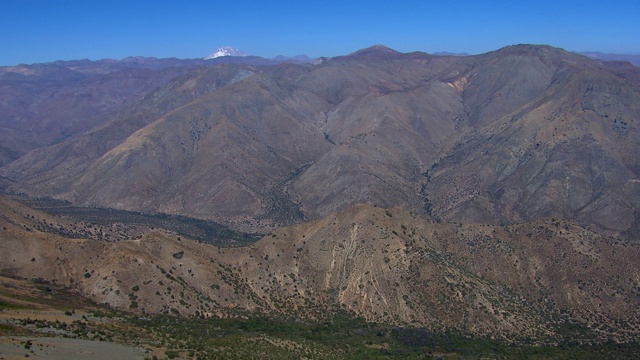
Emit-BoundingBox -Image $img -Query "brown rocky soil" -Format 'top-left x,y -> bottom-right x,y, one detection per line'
1,196 -> 638,343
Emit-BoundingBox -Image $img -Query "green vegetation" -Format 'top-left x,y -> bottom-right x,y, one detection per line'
0,323 -> 16,332
1,279 -> 639,359
0,299 -> 26,310
120,313 -> 640,359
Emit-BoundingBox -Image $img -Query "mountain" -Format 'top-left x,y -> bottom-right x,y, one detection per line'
204,46 -> 249,59
425,45 -> 640,235
272,54 -> 314,63
347,44 -> 402,57
1,195 -> 638,343
0,52 -> 312,163
0,61 -> 195,160
1,44 -> 639,237
580,51 -> 640,66
0,56 -> 279,163
1,44 -> 640,349
432,51 -> 471,56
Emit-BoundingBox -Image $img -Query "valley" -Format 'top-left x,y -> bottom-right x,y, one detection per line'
11,195 -> 261,246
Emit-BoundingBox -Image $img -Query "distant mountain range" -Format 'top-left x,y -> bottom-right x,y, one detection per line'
204,46 -> 314,63
579,51 -> 640,66
1,44 -> 638,237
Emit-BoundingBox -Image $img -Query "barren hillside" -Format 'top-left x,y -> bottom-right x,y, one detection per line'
1,196 -> 638,343
2,45 -> 638,236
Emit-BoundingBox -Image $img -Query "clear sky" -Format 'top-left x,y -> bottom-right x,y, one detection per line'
1,0 -> 638,66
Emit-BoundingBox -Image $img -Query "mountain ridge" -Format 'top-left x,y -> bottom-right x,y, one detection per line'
1,195 -> 638,343
1,44 -> 638,237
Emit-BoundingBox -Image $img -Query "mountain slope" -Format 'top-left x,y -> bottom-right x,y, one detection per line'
2,51 -> 468,231
1,196 -> 638,342
2,44 -> 639,236
0,61 -> 199,159
427,46 -> 640,234
0,65 -> 262,200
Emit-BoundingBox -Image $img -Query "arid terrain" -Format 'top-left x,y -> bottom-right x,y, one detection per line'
1,44 -> 639,358
1,194 -> 639,358
2,45 -> 638,235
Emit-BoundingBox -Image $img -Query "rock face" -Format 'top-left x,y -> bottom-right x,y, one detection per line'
2,44 -> 639,236
1,196 -> 638,341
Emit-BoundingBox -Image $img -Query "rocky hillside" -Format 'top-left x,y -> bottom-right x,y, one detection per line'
1,45 -> 638,236
0,59 -> 192,161
1,196 -> 638,343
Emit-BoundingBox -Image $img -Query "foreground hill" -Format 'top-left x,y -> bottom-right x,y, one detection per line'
1,45 -> 638,236
1,196 -> 638,344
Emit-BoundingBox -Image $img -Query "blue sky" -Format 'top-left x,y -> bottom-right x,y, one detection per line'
1,0 -> 638,65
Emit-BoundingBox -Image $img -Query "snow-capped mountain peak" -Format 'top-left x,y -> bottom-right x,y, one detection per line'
204,46 -> 248,59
